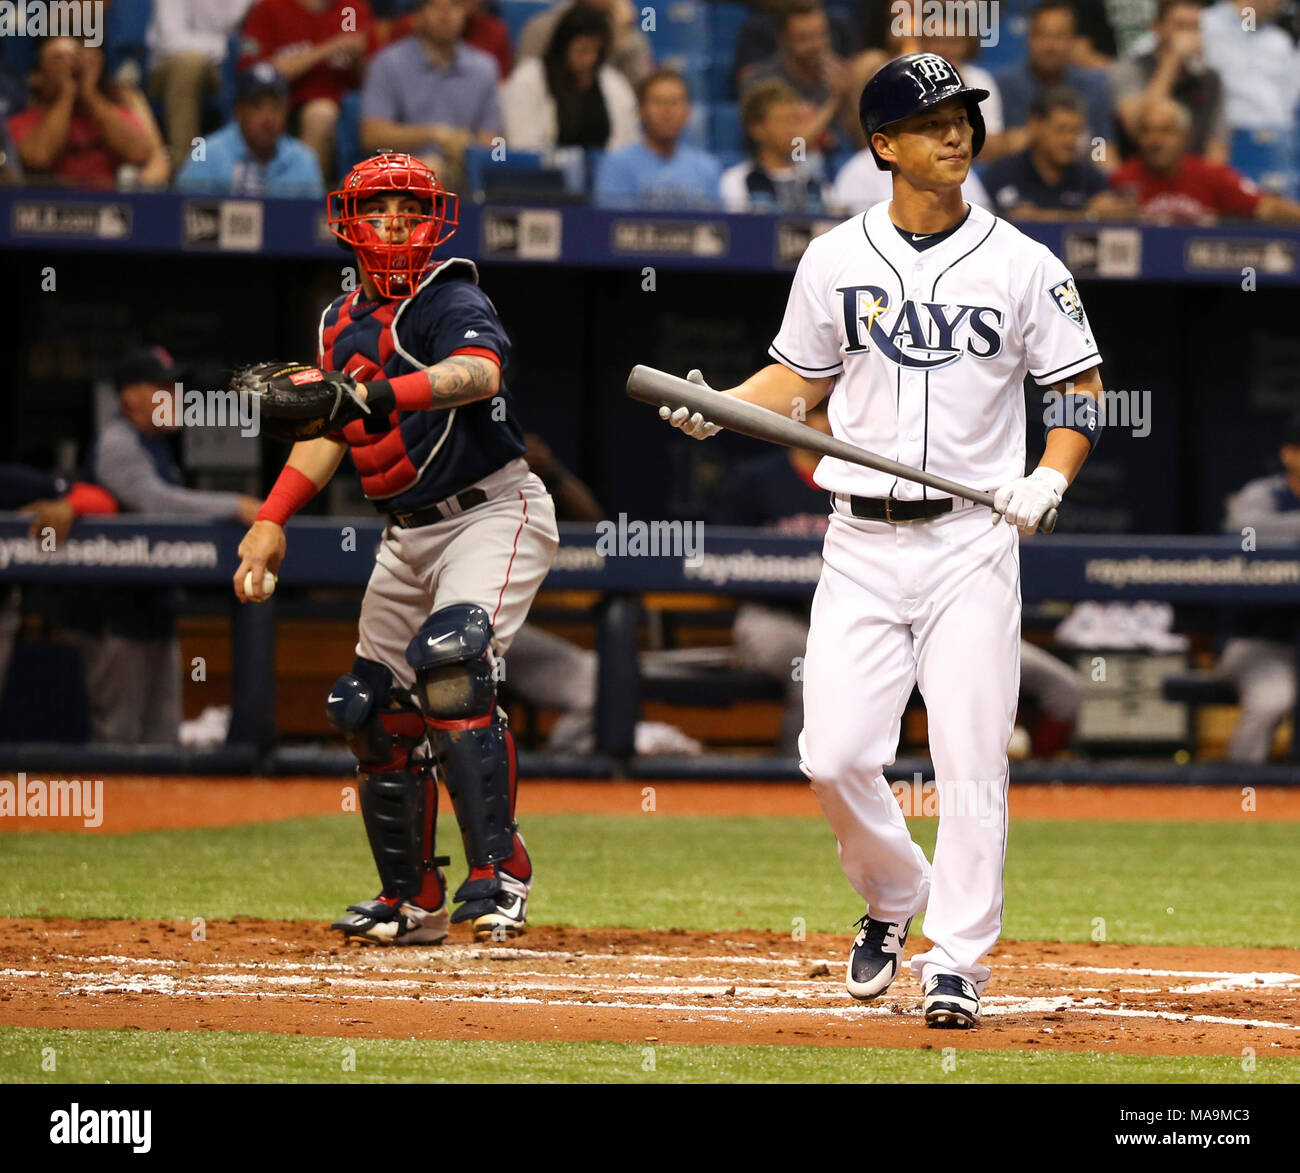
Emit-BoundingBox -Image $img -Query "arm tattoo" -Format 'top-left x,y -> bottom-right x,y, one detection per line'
423,355 -> 498,405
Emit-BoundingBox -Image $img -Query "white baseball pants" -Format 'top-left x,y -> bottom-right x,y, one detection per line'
798,500 -> 1021,991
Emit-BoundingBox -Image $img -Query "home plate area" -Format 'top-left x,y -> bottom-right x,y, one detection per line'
1,920 -> 1297,1057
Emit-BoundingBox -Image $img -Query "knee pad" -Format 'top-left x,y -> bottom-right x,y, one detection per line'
327,657 -> 426,769
406,603 -> 497,723
406,605 -> 515,866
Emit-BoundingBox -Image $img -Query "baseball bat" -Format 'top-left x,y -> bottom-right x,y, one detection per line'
626,365 -> 1058,534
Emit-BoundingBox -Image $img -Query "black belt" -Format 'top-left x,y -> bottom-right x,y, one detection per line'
839,494 -> 953,523
388,487 -> 488,528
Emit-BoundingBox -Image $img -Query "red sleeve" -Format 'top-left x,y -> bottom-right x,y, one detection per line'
239,0 -> 275,66
490,21 -> 513,78
449,346 -> 502,367
1108,160 -> 1138,191
467,15 -> 513,77
7,110 -> 40,144
1214,163 -> 1262,218
66,483 -> 119,516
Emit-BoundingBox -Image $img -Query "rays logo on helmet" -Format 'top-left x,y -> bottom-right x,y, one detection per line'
913,53 -> 958,89
837,285 -> 1005,369
1049,279 -> 1086,329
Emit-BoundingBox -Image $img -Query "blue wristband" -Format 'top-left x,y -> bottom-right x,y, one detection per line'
1046,392 -> 1101,450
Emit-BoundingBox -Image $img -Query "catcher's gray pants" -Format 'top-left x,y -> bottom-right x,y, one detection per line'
357,460 -> 559,688
1218,637 -> 1295,763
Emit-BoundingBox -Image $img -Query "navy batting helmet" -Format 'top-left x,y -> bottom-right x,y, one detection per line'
859,52 -> 989,171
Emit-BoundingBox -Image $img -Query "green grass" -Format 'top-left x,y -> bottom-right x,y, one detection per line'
1,814 -> 1297,946
2,1026 -> 1294,1084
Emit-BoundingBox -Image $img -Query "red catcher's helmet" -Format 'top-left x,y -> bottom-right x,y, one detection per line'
328,152 -> 459,298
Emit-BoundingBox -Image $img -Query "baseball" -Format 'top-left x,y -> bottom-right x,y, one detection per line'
243,570 -> 277,600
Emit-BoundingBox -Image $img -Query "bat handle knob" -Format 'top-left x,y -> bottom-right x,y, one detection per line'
1040,507 -> 1059,535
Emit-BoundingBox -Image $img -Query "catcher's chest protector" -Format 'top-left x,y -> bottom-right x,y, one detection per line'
319,293 -> 445,500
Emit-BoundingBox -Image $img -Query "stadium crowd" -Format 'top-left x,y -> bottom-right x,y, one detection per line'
2,0 -> 1300,221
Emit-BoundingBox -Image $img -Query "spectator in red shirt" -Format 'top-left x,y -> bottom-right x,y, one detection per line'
464,0 -> 513,78
239,0 -> 373,178
7,37 -> 154,188
1090,96 -> 1300,224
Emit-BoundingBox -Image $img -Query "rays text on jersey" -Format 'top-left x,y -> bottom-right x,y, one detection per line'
836,285 -> 1005,370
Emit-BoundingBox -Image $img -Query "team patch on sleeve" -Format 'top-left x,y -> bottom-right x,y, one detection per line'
1048,279 -> 1086,330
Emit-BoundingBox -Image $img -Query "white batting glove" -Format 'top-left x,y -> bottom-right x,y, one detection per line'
992,466 -> 1068,531
658,369 -> 723,439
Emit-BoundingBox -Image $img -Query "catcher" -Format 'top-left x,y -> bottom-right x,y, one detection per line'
232,151 -> 559,944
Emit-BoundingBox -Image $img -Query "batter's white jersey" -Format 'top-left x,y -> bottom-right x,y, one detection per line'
769,200 -> 1101,500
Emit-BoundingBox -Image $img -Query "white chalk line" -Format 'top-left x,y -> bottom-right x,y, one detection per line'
41,978 -> 1300,1033
25,962 -> 1300,1035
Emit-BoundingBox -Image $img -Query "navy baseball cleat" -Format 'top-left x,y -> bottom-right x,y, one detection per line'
846,914 -> 911,1000
923,973 -> 980,1028
451,866 -> 530,942
331,896 -> 450,946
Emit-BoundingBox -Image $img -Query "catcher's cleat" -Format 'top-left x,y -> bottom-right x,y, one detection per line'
331,896 -> 449,946
452,868 -> 530,942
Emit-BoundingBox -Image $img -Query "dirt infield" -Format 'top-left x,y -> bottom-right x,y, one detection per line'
2,778 -> 1296,1063
1,777 -> 1297,832
1,918 -> 1296,1057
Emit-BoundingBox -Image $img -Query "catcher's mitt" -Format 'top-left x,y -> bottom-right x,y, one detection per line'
231,361 -> 378,442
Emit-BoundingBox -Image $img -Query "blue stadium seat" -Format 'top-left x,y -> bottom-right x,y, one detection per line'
105,0 -> 153,79
649,0 -> 707,58
974,18 -> 1028,73
1231,126 -> 1297,196
499,0 -> 549,48
335,90 -> 365,172
464,144 -> 545,196
705,2 -> 749,103
708,102 -> 743,154
0,25 -> 37,76
709,0 -> 750,45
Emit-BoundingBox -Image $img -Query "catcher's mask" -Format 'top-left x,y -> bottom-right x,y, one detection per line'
328,152 -> 459,299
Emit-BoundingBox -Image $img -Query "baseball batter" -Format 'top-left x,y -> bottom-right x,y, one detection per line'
661,53 -> 1103,1027
233,152 -> 558,945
